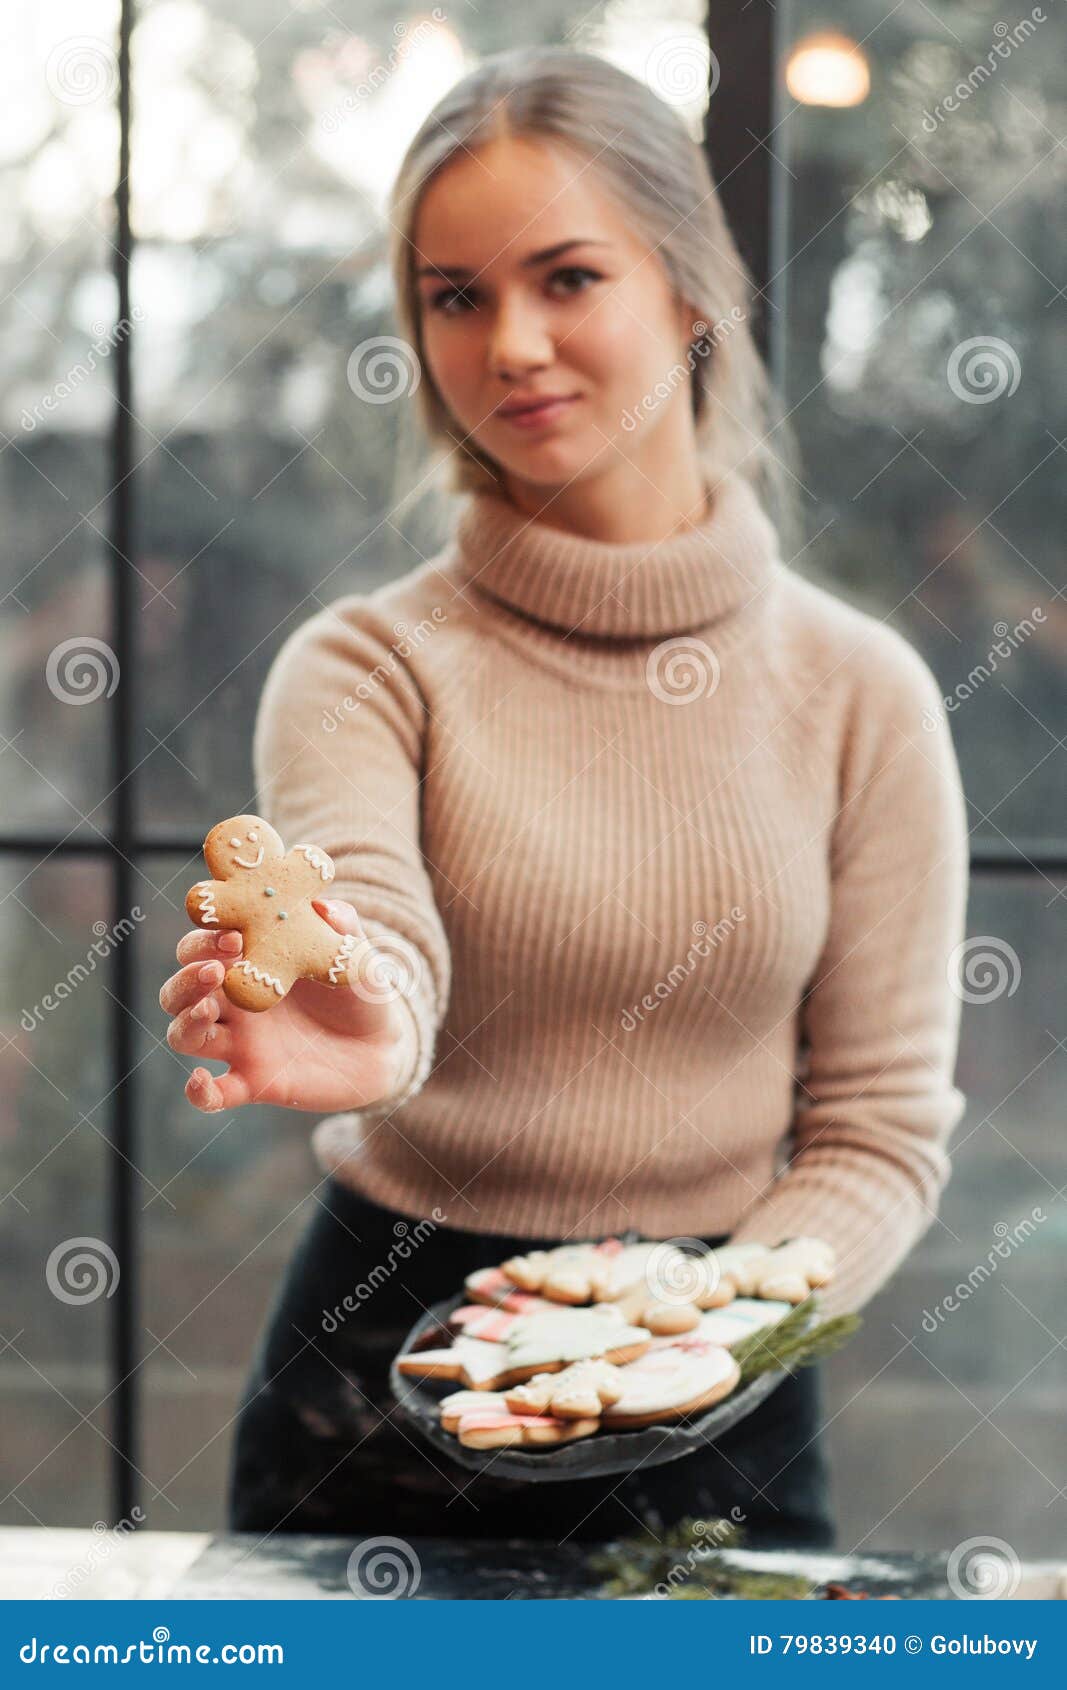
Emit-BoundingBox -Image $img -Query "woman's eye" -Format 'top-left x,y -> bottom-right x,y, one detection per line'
430,285 -> 476,316
427,266 -> 602,317
549,265 -> 602,296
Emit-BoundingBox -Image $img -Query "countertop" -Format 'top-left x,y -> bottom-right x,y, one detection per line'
3,1527 -> 1066,1600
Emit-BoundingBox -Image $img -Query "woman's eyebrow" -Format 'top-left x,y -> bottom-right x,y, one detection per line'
416,238 -> 611,281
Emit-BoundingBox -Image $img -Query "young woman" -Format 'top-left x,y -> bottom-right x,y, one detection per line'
159,47 -> 969,1547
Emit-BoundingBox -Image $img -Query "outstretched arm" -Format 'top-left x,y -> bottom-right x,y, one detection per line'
253,594 -> 452,1116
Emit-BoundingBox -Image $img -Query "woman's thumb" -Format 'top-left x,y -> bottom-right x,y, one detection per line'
313,898 -> 418,1013
312,897 -> 397,1010
312,896 -> 367,937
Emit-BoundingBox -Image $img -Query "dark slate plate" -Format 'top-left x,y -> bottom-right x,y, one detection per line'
389,1289 -> 793,1483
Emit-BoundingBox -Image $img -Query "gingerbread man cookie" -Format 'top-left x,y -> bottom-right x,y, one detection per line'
746,1238 -> 836,1302
500,1239 -> 672,1305
499,1240 -> 624,1302
185,814 -> 359,1011
707,1239 -> 835,1303
505,1358 -> 624,1419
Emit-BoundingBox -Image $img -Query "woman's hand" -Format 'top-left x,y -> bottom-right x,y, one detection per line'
159,899 -> 415,1114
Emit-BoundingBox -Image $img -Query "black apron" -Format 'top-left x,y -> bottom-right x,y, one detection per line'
227,1176 -> 835,1546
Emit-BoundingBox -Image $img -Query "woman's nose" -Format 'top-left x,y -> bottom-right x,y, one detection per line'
488,295 -> 553,379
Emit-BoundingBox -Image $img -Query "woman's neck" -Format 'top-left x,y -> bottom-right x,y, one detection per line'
499,456 -> 710,546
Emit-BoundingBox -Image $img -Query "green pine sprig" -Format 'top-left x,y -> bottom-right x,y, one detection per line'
731,1295 -> 861,1383
588,1517 -> 813,1599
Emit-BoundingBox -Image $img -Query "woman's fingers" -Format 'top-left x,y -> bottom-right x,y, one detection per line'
185,1064 -> 252,1113
174,928 -> 243,968
165,991 -> 230,1055
159,957 -> 230,1017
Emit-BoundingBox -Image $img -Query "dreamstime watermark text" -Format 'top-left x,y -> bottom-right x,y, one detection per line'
321,12 -> 447,132
621,912 -> 745,1032
321,612 -> 446,733
920,10 -> 1046,132
22,910 -> 145,1032
922,609 -> 1045,728
19,1627 -> 283,1665
321,1210 -> 445,1331
48,1509 -> 145,1599
650,1511 -> 747,1597
920,1208 -> 1046,1333
621,308 -> 746,433
21,311 -> 145,432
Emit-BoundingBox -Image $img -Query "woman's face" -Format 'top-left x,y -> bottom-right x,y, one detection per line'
412,133 -> 699,498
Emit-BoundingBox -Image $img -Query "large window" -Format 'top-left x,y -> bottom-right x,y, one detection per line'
3,0 -> 1063,1550
775,0 -> 1065,1552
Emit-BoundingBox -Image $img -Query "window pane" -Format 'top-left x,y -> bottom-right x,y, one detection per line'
1,8 -> 119,838
136,856 -> 314,1527
0,857 -> 112,1531
781,0 -> 1066,849
824,876 -> 1066,1555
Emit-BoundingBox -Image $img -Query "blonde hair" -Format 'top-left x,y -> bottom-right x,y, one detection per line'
386,45 -> 800,549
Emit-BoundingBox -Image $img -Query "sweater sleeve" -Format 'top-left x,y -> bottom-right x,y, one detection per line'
252,597 -> 451,1116
727,633 -> 970,1316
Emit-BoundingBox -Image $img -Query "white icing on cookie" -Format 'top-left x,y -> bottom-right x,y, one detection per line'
327,933 -> 356,983
194,882 -> 218,926
293,843 -> 335,883
403,1305 -> 654,1389
504,1306 -> 647,1370
233,959 -> 285,997
233,843 -> 265,868
607,1343 -> 736,1416
439,1389 -> 506,1417
606,1241 -> 667,1293
651,1298 -> 791,1350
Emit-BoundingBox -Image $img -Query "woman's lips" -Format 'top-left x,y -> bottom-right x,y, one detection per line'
500,395 -> 581,430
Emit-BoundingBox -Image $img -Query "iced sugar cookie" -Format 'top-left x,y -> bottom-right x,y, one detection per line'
600,1342 -> 740,1429
396,1304 -> 650,1391
649,1298 -> 792,1351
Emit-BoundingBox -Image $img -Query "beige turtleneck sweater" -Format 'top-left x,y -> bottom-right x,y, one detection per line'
253,473 -> 969,1317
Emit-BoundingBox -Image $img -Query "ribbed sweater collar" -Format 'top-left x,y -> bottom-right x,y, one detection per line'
451,472 -> 780,639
